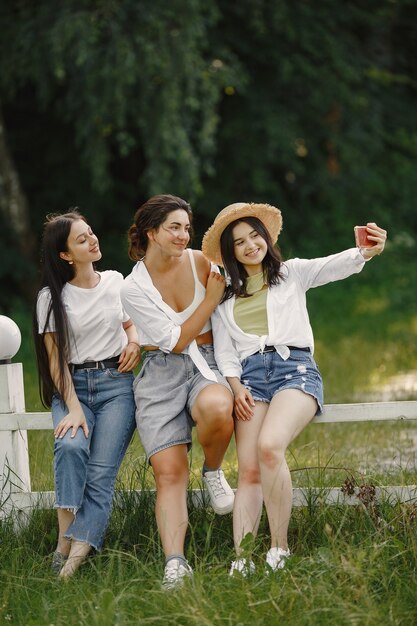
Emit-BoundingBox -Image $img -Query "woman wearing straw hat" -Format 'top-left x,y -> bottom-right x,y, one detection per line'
120,194 -> 235,589
202,202 -> 387,575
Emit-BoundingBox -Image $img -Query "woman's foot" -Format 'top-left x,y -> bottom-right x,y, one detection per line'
265,547 -> 290,573
229,558 -> 255,577
59,540 -> 92,578
162,558 -> 193,591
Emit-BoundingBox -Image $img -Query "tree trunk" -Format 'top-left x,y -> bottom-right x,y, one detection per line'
0,100 -> 37,302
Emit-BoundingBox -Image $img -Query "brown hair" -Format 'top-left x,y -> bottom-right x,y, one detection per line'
127,194 -> 193,260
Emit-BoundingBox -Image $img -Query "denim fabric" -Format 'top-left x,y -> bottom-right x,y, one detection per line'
241,348 -> 324,415
52,366 -> 135,550
133,344 -> 231,460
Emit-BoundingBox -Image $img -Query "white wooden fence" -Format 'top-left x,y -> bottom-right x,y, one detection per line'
1,362 -> 417,522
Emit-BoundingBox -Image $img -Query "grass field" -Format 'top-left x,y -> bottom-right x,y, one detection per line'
1,241 -> 417,625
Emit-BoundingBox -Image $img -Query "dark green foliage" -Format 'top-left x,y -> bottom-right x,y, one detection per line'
0,0 -> 416,309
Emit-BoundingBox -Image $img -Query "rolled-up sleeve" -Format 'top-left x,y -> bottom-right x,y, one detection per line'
120,278 -> 181,352
291,248 -> 366,291
212,308 -> 242,378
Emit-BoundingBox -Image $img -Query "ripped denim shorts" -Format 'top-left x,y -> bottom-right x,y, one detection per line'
241,347 -> 324,415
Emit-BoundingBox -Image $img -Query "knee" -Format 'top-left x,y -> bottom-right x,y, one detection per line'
257,438 -> 285,469
238,465 -> 261,486
154,464 -> 189,490
199,395 -> 233,429
55,434 -> 88,462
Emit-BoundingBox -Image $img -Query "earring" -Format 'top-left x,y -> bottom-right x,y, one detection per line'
68,261 -> 73,265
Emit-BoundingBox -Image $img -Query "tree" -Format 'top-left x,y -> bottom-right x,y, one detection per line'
0,0 -> 416,309
0,100 -> 36,302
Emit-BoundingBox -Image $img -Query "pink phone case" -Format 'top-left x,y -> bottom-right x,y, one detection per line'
354,226 -> 376,248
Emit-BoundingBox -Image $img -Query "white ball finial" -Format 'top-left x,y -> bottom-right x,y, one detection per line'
0,315 -> 22,361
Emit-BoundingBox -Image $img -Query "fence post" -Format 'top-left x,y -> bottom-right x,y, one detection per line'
0,316 -> 31,520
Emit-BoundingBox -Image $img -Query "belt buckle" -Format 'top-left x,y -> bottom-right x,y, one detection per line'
85,361 -> 101,369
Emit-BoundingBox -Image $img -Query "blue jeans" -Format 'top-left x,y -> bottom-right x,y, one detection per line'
52,367 -> 135,550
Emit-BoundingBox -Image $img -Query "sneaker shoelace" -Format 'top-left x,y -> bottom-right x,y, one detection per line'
205,471 -> 227,496
164,560 -> 190,584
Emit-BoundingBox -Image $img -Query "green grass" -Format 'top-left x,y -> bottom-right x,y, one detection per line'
2,241 -> 417,624
1,500 -> 417,625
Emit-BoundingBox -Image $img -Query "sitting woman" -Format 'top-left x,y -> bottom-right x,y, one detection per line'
121,194 -> 235,589
202,202 -> 386,575
33,210 -> 140,577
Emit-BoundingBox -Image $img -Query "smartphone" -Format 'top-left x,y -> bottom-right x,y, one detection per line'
354,226 -> 376,248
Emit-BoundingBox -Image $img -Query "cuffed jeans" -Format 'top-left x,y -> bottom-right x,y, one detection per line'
52,367 -> 136,550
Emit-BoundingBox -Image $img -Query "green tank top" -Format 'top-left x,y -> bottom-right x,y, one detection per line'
234,272 -> 268,336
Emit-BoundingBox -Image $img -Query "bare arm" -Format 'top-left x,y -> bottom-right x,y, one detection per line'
172,271 -> 225,352
44,333 -> 89,439
118,320 -> 141,372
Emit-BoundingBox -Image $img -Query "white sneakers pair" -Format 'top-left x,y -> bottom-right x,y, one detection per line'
162,547 -> 290,590
229,547 -> 290,577
202,469 -> 235,515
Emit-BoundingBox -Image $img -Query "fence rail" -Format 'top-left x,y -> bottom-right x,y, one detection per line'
2,400 -> 417,431
1,360 -> 417,520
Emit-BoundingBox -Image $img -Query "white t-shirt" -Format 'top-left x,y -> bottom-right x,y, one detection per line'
37,270 -> 129,364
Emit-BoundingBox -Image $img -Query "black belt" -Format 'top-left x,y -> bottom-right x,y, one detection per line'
70,355 -> 120,370
262,345 -> 310,353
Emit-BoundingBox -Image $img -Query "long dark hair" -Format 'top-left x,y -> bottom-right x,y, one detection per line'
32,210 -> 85,407
127,194 -> 193,260
220,216 -> 284,301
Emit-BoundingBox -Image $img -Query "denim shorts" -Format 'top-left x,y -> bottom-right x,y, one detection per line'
133,344 -> 231,459
241,348 -> 324,415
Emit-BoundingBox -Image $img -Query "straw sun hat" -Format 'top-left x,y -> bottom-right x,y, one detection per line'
202,202 -> 283,266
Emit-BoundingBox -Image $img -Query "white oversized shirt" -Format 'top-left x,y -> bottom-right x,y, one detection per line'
212,248 -> 368,378
37,270 -> 129,364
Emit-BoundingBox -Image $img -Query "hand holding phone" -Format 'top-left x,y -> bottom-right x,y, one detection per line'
354,226 -> 377,249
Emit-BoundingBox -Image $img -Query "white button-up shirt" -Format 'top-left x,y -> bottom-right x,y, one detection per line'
121,259 -> 218,381
212,248 -> 367,378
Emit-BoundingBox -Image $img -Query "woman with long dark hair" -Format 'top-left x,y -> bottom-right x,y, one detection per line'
202,202 -> 387,576
33,210 -> 140,577
121,194 -> 235,589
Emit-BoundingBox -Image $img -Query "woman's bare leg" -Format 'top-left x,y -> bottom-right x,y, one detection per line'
257,389 -> 317,549
233,402 -> 268,553
150,444 -> 189,556
56,509 -> 73,556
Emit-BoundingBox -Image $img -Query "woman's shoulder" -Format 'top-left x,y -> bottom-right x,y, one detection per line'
36,286 -> 51,302
97,269 -> 127,288
189,249 -> 207,263
191,249 -> 212,279
99,269 -> 124,280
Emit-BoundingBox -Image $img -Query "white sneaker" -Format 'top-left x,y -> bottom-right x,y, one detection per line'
203,469 -> 234,515
265,547 -> 290,573
162,558 -> 193,590
229,558 -> 256,577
